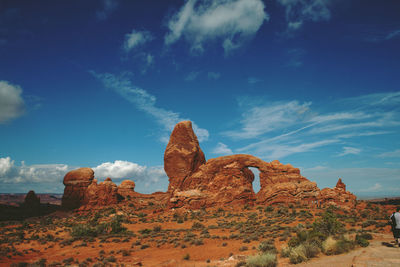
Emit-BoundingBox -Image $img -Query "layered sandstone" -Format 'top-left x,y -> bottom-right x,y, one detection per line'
318,178 -> 356,209
164,121 -> 206,193
62,168 -> 94,210
165,121 -> 352,209
117,180 -> 136,199
83,178 -> 119,208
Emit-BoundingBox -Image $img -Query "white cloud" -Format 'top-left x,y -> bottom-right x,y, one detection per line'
93,160 -> 146,179
0,156 -> 71,185
379,149 -> 400,158
97,0 -> 119,20
91,72 -> 209,142
207,72 -> 220,80
278,0 -> 331,31
123,30 -> 154,52
185,71 -> 200,81
212,142 -> 233,155
338,146 -> 361,157
224,100 -> 311,139
164,0 -> 268,53
0,156 -> 169,194
0,80 -> 25,123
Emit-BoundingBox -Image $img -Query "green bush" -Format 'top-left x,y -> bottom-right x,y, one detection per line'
258,240 -> 277,254
246,253 -> 277,267
312,211 -> 344,238
355,235 -> 369,247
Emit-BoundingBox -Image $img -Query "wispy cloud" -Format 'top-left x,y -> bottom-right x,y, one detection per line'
96,0 -> 119,20
222,91 -> 400,160
123,30 -> 154,52
91,71 -> 209,142
302,166 -> 400,197
207,72 -> 220,80
338,146 -> 361,157
378,149 -> 400,158
212,142 -> 233,155
278,0 -> 331,32
185,71 -> 201,82
248,77 -> 262,84
164,0 -> 268,54
286,48 -> 305,67
0,80 -> 25,123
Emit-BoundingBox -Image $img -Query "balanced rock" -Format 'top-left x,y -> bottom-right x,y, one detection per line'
62,167 -> 94,210
83,178 -> 119,208
164,121 -> 206,193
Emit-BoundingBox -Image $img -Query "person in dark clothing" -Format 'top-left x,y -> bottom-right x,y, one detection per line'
390,207 -> 400,246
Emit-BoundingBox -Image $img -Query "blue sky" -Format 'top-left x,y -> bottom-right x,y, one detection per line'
0,0 -> 399,198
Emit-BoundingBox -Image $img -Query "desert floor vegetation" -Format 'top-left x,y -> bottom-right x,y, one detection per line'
0,200 -> 392,266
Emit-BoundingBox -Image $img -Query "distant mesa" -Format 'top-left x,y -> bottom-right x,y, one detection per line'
60,120 -> 356,210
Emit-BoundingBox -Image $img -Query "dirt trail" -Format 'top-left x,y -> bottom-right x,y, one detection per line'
284,234 -> 400,267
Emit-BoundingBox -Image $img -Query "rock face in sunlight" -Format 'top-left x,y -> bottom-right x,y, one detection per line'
164,120 -> 206,193
318,178 -> 357,210
62,167 -> 94,210
256,160 -> 320,205
165,122 -> 321,209
82,177 -> 119,208
117,180 -> 136,198
164,121 -> 357,209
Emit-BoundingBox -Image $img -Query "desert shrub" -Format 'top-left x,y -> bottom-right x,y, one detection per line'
335,238 -> 355,254
358,233 -> 373,240
287,236 -> 300,248
71,224 -> 98,238
303,241 -> 320,258
258,240 -> 277,254
355,235 -> 369,247
280,246 -> 291,258
246,253 -> 277,267
183,253 -> 190,260
289,245 -> 307,264
239,246 -> 248,251
110,215 -> 127,234
312,211 -> 344,238
192,222 -> 206,230
322,236 -> 337,255
153,225 -> 162,232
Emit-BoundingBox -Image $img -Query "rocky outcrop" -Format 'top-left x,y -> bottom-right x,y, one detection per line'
22,190 -> 41,208
83,177 -> 119,208
256,160 -> 320,205
164,121 -> 206,193
318,178 -> 356,209
117,180 -> 136,199
62,168 -> 94,210
165,121 -> 355,209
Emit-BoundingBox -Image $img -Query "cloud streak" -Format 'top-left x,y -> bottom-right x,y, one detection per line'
91,72 -> 209,142
164,0 -> 268,53
222,91 -> 400,160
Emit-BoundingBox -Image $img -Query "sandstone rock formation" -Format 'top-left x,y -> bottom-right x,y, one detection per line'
165,121 -> 354,209
23,190 -> 41,208
83,178 -> 119,208
318,178 -> 356,209
256,160 -> 319,205
62,167 -> 94,209
117,180 -> 136,199
164,121 -> 206,193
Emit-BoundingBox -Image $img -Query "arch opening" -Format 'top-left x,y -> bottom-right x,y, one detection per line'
249,167 -> 261,193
